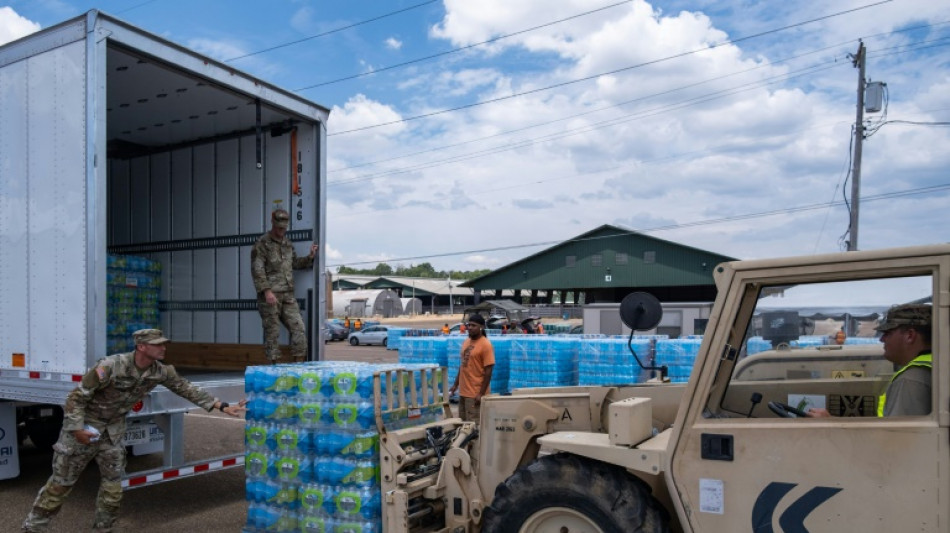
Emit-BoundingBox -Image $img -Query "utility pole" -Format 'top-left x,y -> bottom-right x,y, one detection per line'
848,40 -> 866,251
448,274 -> 454,316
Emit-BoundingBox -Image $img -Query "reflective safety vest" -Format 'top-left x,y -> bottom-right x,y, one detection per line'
877,353 -> 932,417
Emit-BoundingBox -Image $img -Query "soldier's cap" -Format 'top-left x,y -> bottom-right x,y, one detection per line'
133,328 -> 170,345
272,209 -> 290,229
875,303 -> 932,332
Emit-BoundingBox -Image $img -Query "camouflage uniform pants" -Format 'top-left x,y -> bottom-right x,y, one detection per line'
23,429 -> 125,532
258,290 -> 307,361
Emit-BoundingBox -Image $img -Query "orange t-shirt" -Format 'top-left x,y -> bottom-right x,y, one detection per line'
458,335 -> 495,398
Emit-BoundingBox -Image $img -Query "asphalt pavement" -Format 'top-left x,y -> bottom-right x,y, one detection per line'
1,340 -> 402,533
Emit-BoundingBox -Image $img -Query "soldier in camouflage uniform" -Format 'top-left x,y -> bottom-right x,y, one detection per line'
22,329 -> 247,533
251,209 -> 318,363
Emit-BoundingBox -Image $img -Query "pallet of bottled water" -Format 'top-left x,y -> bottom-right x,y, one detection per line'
509,336 -> 579,388
485,336 -> 511,394
655,338 -> 703,383
397,336 -> 449,366
107,254 -> 161,353
243,361 -> 446,533
578,338 -> 654,386
745,336 -> 772,356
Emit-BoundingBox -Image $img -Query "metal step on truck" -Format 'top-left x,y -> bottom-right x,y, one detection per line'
0,10 -> 329,488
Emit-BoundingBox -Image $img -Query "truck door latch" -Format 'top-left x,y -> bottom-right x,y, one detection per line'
701,433 -> 734,461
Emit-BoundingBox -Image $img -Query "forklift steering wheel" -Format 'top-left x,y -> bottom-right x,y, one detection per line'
767,401 -> 811,418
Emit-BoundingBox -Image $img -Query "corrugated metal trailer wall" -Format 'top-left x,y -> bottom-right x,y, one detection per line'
108,125 -> 319,347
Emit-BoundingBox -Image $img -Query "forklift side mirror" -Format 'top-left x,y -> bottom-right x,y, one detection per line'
619,292 -> 663,331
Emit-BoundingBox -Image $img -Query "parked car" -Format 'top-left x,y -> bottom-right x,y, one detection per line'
348,325 -> 390,346
324,322 -> 348,342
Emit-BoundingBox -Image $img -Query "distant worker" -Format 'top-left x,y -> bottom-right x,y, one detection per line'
22,329 -> 247,532
354,318 -> 362,331
251,209 -> 317,363
442,323 -> 450,335
459,322 -> 467,334
833,329 -> 846,345
810,303 -> 932,418
344,316 -> 351,331
449,313 -> 495,423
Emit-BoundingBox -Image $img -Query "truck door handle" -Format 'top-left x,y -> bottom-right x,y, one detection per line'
701,433 -> 734,461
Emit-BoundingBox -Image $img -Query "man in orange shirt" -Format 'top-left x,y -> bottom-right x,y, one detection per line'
449,313 -> 494,423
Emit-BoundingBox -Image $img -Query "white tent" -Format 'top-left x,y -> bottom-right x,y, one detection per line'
332,289 -> 402,318
400,297 -> 423,316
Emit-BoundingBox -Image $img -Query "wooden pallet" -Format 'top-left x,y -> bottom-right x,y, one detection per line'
163,342 -> 291,370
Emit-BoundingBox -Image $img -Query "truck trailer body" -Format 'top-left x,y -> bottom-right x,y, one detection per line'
0,10 -> 329,485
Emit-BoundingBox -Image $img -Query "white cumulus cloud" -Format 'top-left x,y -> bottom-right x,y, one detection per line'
0,7 -> 41,46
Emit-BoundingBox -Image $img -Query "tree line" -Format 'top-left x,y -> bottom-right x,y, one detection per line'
336,262 -> 490,281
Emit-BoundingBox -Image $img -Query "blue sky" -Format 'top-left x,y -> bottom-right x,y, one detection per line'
3,0 -> 949,274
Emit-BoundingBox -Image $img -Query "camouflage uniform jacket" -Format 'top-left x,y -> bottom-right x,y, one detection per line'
251,231 -> 314,295
63,352 -> 217,444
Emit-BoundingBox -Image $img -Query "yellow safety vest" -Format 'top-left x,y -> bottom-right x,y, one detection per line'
877,353 -> 932,417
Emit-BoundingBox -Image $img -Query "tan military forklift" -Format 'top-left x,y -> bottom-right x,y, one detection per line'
375,243 -> 948,532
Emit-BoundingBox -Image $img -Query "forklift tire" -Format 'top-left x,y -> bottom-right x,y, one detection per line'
482,454 -> 669,533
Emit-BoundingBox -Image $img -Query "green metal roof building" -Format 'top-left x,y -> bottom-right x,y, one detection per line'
462,224 -> 737,304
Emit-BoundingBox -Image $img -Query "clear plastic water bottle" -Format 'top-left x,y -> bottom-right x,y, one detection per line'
269,453 -> 312,484
298,400 -> 323,429
341,431 -> 378,458
260,479 -> 298,509
315,428 -> 350,456
298,483 -> 332,515
246,422 -> 268,450
246,451 -> 268,479
341,458 -> 377,487
275,508 -> 297,532
319,456 -> 349,485
245,502 -> 263,531
299,512 -> 329,533
298,370 -> 322,396
254,503 -> 280,531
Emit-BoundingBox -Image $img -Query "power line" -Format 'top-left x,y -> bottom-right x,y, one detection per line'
225,0 -> 439,62
882,120 -> 950,127
329,61 -> 844,186
296,0 -> 633,91
328,183 -> 950,268
328,0 -> 893,136
114,0 -> 162,15
328,20 -> 950,174
327,37 -> 950,187
329,40 -> 849,174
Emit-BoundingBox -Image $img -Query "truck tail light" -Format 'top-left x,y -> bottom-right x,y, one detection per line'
132,401 -> 144,413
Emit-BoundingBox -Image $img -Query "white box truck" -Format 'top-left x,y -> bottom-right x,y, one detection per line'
0,10 -> 329,486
